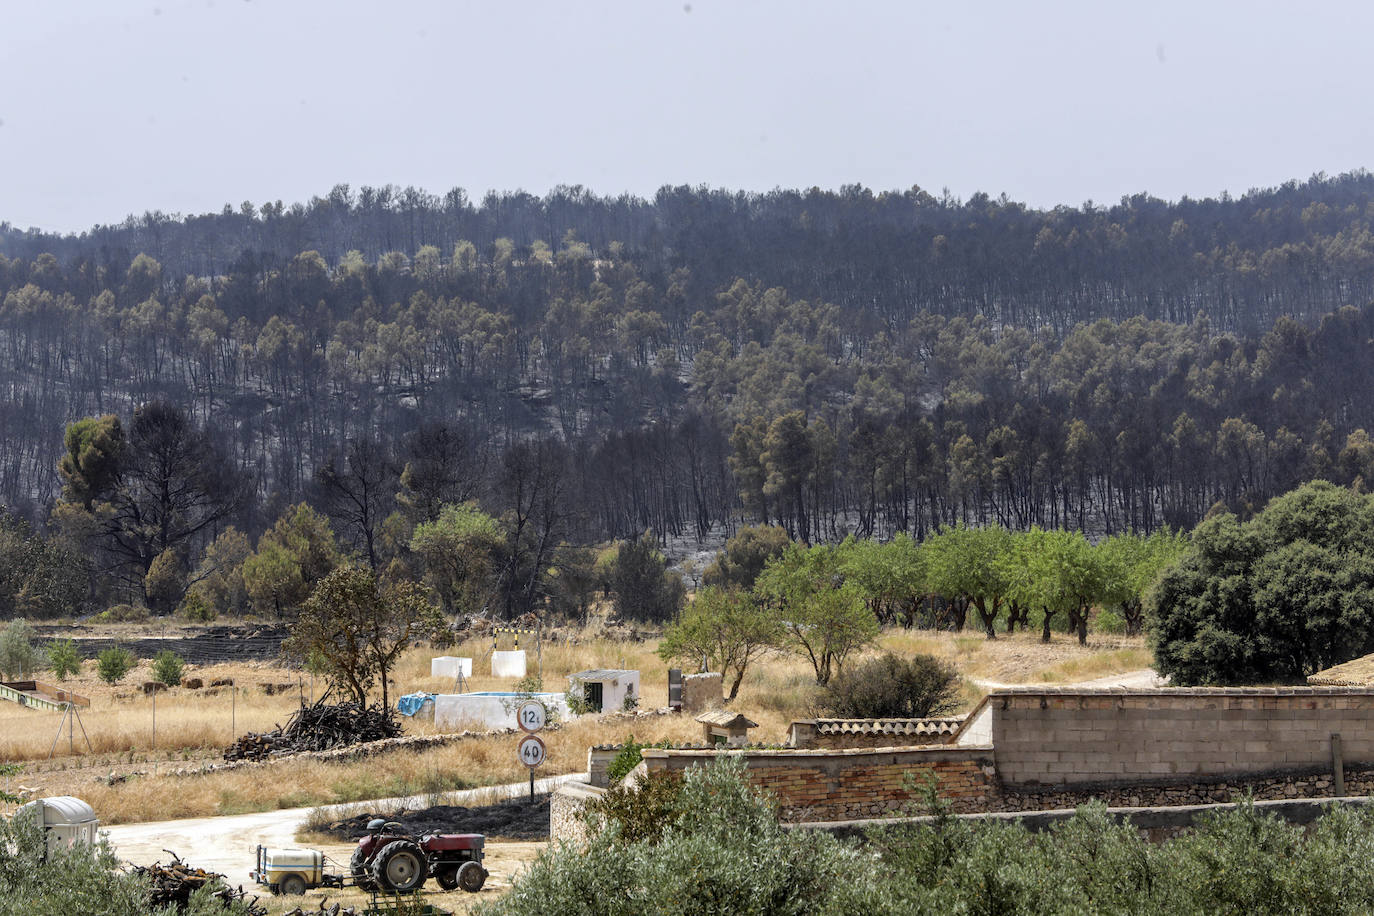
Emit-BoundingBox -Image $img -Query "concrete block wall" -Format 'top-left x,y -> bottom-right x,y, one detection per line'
992,687 -> 1374,787
640,745 -> 997,821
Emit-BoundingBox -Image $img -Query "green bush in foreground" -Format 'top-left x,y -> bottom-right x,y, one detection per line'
0,808 -> 255,916
481,757 -> 1374,916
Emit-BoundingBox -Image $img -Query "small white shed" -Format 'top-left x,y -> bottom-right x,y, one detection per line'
568,669 -> 640,713
18,796 -> 99,851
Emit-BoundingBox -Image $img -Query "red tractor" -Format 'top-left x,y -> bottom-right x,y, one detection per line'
349,819 -> 488,894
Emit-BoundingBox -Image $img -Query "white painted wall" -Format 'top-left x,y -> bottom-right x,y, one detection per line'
433,692 -> 571,731
572,671 -> 641,713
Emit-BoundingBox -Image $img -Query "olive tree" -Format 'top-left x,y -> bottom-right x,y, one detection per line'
284,565 -> 443,707
657,586 -> 781,699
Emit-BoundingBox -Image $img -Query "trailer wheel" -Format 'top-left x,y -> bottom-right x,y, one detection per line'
435,866 -> 460,891
371,840 -> 427,893
279,873 -> 307,896
350,845 -> 377,892
457,861 -> 487,893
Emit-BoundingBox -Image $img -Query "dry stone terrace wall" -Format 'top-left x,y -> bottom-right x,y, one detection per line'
640,746 -> 997,821
991,687 -> 1374,787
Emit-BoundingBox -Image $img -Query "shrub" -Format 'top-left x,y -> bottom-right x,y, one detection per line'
152,649 -> 185,687
47,638 -> 82,680
177,590 -> 216,622
96,646 -> 135,685
605,736 -> 676,785
482,757 -> 876,916
0,618 -> 39,679
820,652 -> 961,719
0,805 -> 256,915
586,769 -> 685,843
97,604 -> 149,623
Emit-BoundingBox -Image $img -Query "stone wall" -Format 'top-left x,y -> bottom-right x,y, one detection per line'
991,687 -> 1374,787
681,673 -> 722,713
640,745 -> 997,821
550,780 -> 605,845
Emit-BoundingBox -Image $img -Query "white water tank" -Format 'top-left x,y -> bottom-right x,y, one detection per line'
431,656 -> 473,679
491,650 -> 527,678
18,796 -> 99,852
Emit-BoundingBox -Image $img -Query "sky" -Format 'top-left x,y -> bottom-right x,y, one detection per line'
3,0 -> 1374,233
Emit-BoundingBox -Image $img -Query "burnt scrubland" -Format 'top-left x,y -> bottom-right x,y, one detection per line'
6,176 -> 1374,626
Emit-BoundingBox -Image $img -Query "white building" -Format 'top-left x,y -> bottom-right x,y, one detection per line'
568,669 -> 640,714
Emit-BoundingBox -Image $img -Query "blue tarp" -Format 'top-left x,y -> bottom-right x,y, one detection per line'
397,692 -> 435,717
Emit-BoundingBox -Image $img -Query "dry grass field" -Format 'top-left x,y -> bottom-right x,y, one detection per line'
0,625 -> 1151,825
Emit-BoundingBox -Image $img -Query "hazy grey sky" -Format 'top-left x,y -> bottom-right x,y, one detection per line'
3,0 -> 1372,233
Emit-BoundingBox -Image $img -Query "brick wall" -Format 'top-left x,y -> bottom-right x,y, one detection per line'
992,687 -> 1374,787
640,745 -> 997,821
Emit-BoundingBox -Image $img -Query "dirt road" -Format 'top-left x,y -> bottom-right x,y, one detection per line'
972,668 -> 1166,691
102,774 -> 578,889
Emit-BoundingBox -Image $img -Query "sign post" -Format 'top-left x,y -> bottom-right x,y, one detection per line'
517,700 -> 547,800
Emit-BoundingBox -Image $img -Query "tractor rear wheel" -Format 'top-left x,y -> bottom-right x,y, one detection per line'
371,840 -> 427,893
349,845 -> 377,892
457,861 -> 487,893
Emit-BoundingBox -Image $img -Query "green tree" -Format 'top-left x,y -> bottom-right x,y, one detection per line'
47,638 -> 82,680
839,534 -> 926,627
608,532 -> 686,624
755,543 -> 878,684
191,526 -> 251,617
241,503 -> 342,617
0,618 -> 39,678
284,565 -> 442,707
702,524 -> 792,591
1016,527 -> 1105,645
923,525 -> 1016,638
657,586 -> 781,699
409,501 -> 505,614
96,647 -> 135,685
1152,480 -> 1374,684
57,404 -> 246,609
151,649 -> 184,687
142,550 -> 186,616
1098,530 -> 1189,636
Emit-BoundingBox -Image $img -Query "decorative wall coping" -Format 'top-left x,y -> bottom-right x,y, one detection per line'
808,717 -> 965,737
640,744 -> 993,761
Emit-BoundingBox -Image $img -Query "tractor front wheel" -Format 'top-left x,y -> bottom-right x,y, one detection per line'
371,840 -> 427,893
457,861 -> 487,893
349,845 -> 377,892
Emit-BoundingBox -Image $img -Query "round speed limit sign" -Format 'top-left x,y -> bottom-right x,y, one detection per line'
517,734 -> 547,769
517,700 -> 547,733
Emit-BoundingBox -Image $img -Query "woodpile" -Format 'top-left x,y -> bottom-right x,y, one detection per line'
131,851 -> 266,915
223,693 -> 402,761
